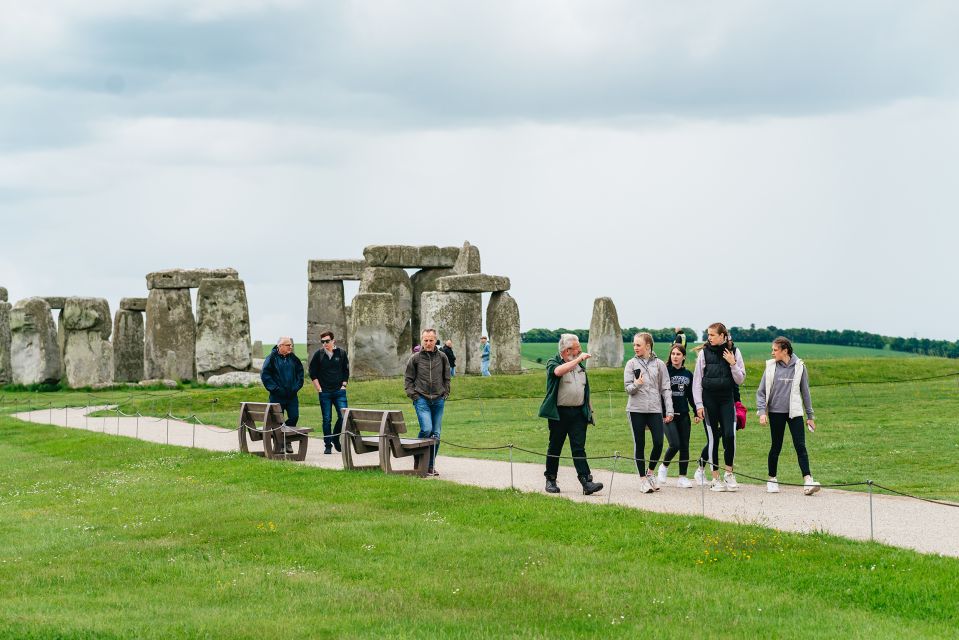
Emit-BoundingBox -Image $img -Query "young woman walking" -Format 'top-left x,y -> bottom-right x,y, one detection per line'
756,337 -> 821,495
692,322 -> 746,492
624,332 -> 673,492
657,344 -> 697,488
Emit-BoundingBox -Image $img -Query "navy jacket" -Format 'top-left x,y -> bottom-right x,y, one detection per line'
261,346 -> 304,397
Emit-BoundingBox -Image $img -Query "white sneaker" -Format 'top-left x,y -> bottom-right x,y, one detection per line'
647,473 -> 660,491
709,479 -> 727,492
657,464 -> 669,486
766,478 -> 780,493
723,471 -> 739,492
804,477 -> 822,496
639,477 -> 654,494
677,476 -> 693,489
694,467 -> 705,486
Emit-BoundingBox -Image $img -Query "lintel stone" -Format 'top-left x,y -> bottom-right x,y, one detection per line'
146,268 -> 238,290
435,274 -> 510,293
120,297 -> 148,312
307,259 -> 366,282
43,297 -> 66,310
363,245 -> 460,268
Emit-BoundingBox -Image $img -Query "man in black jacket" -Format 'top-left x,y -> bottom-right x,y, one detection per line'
440,339 -> 457,377
404,328 -> 450,476
308,331 -> 350,454
260,337 -> 304,453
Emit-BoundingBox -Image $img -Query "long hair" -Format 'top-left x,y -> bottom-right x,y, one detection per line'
694,322 -> 731,352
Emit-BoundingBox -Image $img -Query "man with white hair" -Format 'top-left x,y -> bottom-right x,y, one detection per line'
260,336 -> 304,453
537,333 -> 603,496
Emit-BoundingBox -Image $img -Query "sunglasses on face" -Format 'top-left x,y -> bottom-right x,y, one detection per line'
321,339 -> 332,344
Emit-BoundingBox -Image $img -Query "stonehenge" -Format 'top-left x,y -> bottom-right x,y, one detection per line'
306,259 -> 364,360
587,297 -> 624,368
195,278 -> 253,381
61,297 -> 114,388
486,292 -> 522,374
113,308 -> 144,383
144,288 -> 196,380
0,300 -> 10,385
358,267 -> 413,360
348,293 -> 402,378
420,291 -> 482,374
9,298 -> 60,385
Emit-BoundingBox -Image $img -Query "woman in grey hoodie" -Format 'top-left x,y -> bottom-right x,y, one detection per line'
624,332 -> 673,491
756,336 -> 821,495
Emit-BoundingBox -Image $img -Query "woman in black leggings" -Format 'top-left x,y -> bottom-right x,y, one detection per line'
756,337 -> 821,495
624,332 -> 673,492
692,322 -> 746,492
658,344 -> 697,488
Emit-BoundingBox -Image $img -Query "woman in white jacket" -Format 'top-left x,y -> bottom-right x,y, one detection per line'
624,332 -> 673,491
756,337 -> 821,496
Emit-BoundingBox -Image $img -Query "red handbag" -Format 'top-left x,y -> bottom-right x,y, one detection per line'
735,401 -> 747,430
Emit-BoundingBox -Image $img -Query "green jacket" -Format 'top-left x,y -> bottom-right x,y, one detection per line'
538,353 -> 593,423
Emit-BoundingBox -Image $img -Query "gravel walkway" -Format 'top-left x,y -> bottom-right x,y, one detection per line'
13,406 -> 959,559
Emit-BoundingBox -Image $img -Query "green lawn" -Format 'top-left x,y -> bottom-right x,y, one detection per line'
1,420 -> 957,639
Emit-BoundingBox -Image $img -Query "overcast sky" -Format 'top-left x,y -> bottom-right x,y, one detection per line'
2,1 -> 957,343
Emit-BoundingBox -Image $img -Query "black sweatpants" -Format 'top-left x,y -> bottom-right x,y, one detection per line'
629,412 -> 664,475
545,406 -> 592,479
768,413 -> 811,477
663,412 -> 692,476
699,393 -> 736,471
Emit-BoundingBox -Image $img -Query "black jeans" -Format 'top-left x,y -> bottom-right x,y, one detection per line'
768,413 -> 811,477
663,412 -> 692,475
545,406 -> 591,479
699,393 -> 735,470
268,393 -> 299,451
628,412 -> 664,475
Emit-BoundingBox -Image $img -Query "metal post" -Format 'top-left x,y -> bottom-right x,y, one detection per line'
191,416 -> 196,448
166,415 -> 170,445
135,413 -> 140,440
509,444 -> 514,490
868,480 -> 874,542
84,403 -> 88,430
607,452 -> 619,505
701,469 -> 706,517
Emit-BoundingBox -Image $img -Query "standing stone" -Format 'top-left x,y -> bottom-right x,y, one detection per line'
421,292 -> 482,375
61,297 -> 114,388
113,309 -> 144,383
307,281 -> 347,361
0,287 -> 7,302
251,340 -> 263,358
587,297 -> 624,368
348,293 -> 401,378
9,298 -> 60,385
453,241 -> 481,275
195,278 -> 253,380
0,301 -> 11,384
359,267 -> 413,358
144,288 -> 196,381
486,292 -> 522,374
410,268 -> 455,346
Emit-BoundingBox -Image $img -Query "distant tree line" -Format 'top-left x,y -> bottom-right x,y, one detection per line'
724,324 -> 959,358
520,327 -> 698,345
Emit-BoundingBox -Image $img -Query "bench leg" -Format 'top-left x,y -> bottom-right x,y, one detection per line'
342,436 -> 355,470
379,438 -> 394,474
290,436 -> 308,462
413,450 -> 429,477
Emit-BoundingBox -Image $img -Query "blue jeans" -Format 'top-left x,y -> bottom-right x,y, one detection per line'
413,396 -> 445,470
319,388 -> 347,450
481,359 -> 491,376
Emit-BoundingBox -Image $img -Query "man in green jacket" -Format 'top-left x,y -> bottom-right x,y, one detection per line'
538,333 -> 603,496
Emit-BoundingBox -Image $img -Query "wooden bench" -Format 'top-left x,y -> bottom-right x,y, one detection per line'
340,408 -> 435,477
238,402 -> 313,462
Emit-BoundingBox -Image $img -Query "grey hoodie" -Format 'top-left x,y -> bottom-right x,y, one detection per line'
755,354 -> 814,419
624,354 -> 673,414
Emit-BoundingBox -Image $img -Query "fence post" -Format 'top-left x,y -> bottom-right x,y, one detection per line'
868,480 -> 874,542
509,444 -> 514,490
607,451 -> 620,505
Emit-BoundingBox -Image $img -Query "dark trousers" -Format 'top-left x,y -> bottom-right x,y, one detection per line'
545,406 -> 591,479
269,393 -> 298,451
768,413 -> 811,477
699,393 -> 735,470
663,412 -> 692,475
319,389 -> 347,449
628,412 -> 664,475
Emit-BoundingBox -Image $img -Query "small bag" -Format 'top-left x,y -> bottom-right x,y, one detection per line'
735,400 -> 747,430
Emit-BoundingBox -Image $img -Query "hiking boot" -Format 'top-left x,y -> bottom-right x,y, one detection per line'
657,464 -> 669,486
804,477 -> 821,496
545,477 -> 560,494
579,475 -> 603,496
723,471 -> 739,491
767,478 -> 780,493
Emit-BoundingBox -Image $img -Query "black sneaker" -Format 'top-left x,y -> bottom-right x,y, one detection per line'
324,446 -> 332,455
284,444 -> 294,454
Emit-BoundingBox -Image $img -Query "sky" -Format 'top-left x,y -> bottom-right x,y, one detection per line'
2,1 -> 958,343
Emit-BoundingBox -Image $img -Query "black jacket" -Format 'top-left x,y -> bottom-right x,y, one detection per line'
439,345 -> 456,368
308,347 -> 350,391
261,346 -> 304,397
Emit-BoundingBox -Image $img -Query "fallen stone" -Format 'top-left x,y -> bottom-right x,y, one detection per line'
9,297 -> 60,385
348,293 -> 401,378
410,268 -> 455,345
435,274 -> 510,293
587,297 -> 624,369
195,278 -> 252,378
307,259 -> 366,282
307,280 -> 347,361
359,267 -> 412,357
420,291 -> 482,374
363,245 -> 460,268
144,289 -> 196,380
0,302 -> 11,384
119,297 -> 148,312
138,378 -> 178,389
113,309 -> 144,383
486,292 -> 522,374
43,296 -> 66,310
452,241 -> 481,275
146,268 -> 238,290
205,371 -> 264,387
61,297 -> 114,388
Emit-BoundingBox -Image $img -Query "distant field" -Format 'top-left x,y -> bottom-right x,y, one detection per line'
522,341 -> 918,368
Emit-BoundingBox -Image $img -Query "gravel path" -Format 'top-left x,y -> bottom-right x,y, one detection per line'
13,407 -> 959,559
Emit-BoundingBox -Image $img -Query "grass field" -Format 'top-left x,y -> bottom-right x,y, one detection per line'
1,419 -> 958,639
